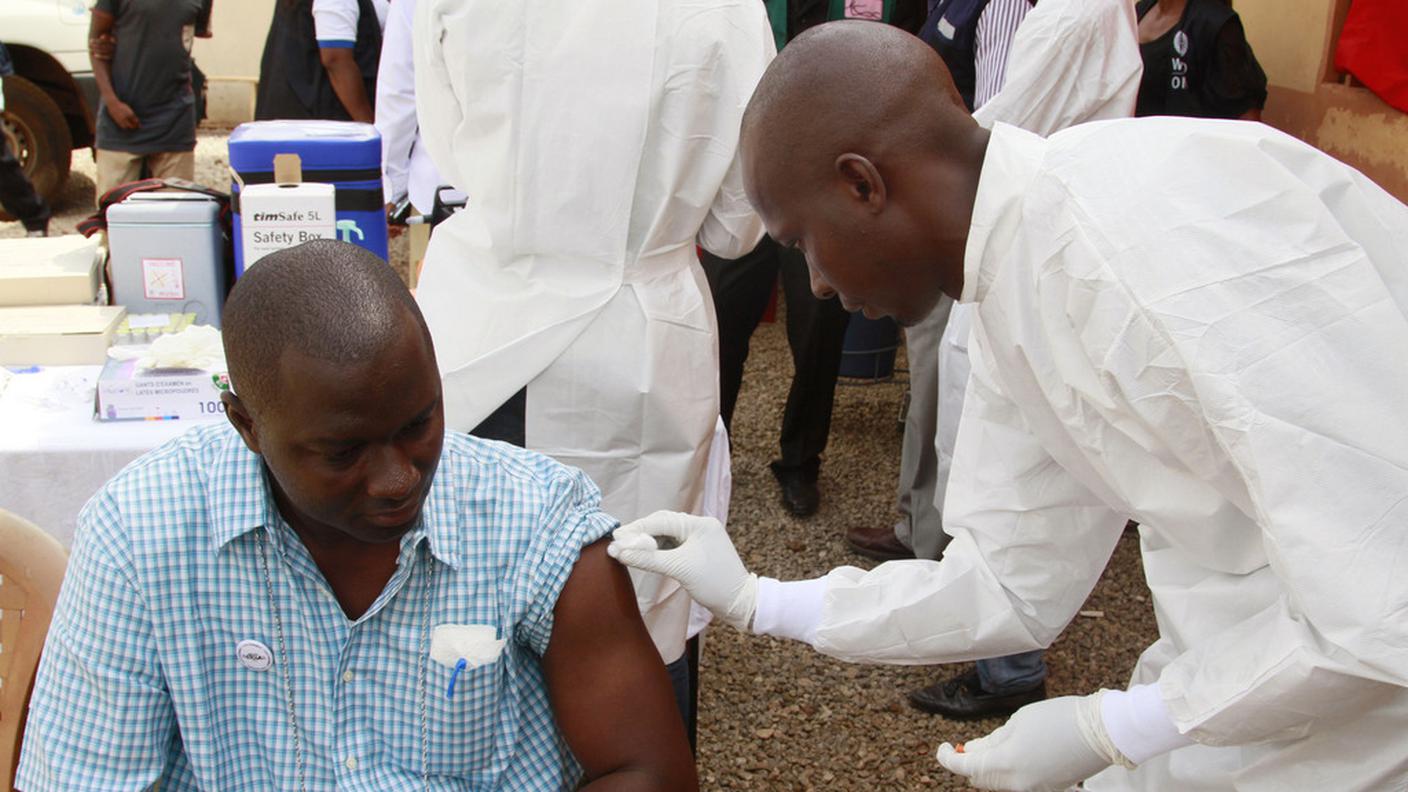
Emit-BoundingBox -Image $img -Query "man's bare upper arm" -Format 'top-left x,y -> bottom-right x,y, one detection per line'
541,539 -> 697,791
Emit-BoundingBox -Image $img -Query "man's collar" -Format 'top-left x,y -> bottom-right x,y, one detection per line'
207,429 -> 464,571
207,429 -> 279,553
961,123 -> 1049,305
418,462 -> 464,570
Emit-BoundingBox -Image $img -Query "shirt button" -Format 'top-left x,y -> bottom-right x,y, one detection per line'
344,756 -> 358,771
342,669 -> 355,683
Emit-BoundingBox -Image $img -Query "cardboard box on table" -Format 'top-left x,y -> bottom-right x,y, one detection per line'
0,235 -> 103,307
95,356 -> 231,422
0,305 -> 126,365
238,181 -> 336,270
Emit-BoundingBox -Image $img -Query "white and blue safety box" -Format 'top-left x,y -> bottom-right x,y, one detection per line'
228,120 -> 388,276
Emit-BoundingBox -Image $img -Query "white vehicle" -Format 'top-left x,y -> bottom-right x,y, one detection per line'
1,0 -> 98,210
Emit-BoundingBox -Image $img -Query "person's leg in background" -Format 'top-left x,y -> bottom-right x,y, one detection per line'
771,243 -> 849,517
145,149 -> 196,182
664,650 -> 693,750
976,652 -> 1047,695
0,136 -> 51,236
908,651 -> 1048,719
94,148 -> 144,203
847,296 -> 953,560
700,236 -> 782,431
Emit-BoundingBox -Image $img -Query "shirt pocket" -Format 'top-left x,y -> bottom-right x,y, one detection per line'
421,654 -> 508,778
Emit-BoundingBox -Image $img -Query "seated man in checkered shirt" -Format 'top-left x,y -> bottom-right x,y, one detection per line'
16,240 -> 696,791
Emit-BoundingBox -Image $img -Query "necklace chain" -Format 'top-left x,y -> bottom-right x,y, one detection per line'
256,531 -> 435,790
418,550 -> 433,786
257,532 -> 309,792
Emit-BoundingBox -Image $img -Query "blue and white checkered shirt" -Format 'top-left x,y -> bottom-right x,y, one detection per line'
17,423 -> 616,791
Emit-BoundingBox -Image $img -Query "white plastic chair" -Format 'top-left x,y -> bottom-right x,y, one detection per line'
0,509 -> 67,790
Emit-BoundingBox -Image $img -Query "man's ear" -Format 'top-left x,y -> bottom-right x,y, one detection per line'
835,153 -> 887,213
221,391 -> 262,456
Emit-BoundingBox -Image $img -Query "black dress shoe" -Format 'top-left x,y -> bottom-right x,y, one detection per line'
770,464 -> 820,517
907,668 -> 1046,720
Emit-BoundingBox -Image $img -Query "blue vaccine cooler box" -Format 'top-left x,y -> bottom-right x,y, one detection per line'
229,121 -> 388,276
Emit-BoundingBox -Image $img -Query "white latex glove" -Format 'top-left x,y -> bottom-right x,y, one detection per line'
936,692 -> 1134,792
108,324 -> 226,370
607,511 -> 758,631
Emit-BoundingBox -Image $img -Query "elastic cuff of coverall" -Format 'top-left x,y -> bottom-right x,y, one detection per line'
752,576 -> 827,646
1101,684 -> 1194,766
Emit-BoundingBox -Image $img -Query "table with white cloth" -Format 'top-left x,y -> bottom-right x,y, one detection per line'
0,365 -> 215,545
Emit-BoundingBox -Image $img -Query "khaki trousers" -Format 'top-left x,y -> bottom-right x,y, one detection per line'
94,148 -> 196,204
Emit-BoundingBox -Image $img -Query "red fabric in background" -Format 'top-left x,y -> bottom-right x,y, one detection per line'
1334,0 -> 1408,113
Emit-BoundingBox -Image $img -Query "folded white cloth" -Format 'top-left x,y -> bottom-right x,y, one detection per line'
429,624 -> 505,669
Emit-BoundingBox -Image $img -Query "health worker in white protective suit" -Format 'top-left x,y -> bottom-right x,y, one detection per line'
411,0 -> 772,696
904,0 -> 1145,718
610,19 -> 1408,792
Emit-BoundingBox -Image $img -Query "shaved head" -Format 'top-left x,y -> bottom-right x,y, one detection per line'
740,20 -> 989,325
742,20 -> 970,193
222,239 -> 432,412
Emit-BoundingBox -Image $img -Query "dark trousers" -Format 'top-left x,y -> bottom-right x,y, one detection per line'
0,137 -> 50,232
701,236 -> 849,474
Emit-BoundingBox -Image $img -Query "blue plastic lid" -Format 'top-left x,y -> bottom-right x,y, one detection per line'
229,120 -> 383,174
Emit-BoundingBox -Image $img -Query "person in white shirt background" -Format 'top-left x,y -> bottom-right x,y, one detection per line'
611,12 -> 1408,792
311,0 -> 387,122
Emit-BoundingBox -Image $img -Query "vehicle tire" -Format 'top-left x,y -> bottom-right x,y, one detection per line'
1,75 -> 73,220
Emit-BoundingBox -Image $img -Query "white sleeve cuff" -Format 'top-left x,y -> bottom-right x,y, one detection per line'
312,0 -> 359,43
1101,683 -> 1195,766
751,576 -> 827,646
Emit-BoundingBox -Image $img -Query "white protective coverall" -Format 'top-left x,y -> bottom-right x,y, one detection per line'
413,0 -> 771,661
932,0 -> 1141,519
788,119 -> 1408,790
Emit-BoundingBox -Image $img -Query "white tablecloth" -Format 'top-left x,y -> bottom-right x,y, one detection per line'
0,366 -> 218,545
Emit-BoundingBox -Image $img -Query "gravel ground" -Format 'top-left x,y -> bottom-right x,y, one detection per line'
4,129 -> 1161,790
